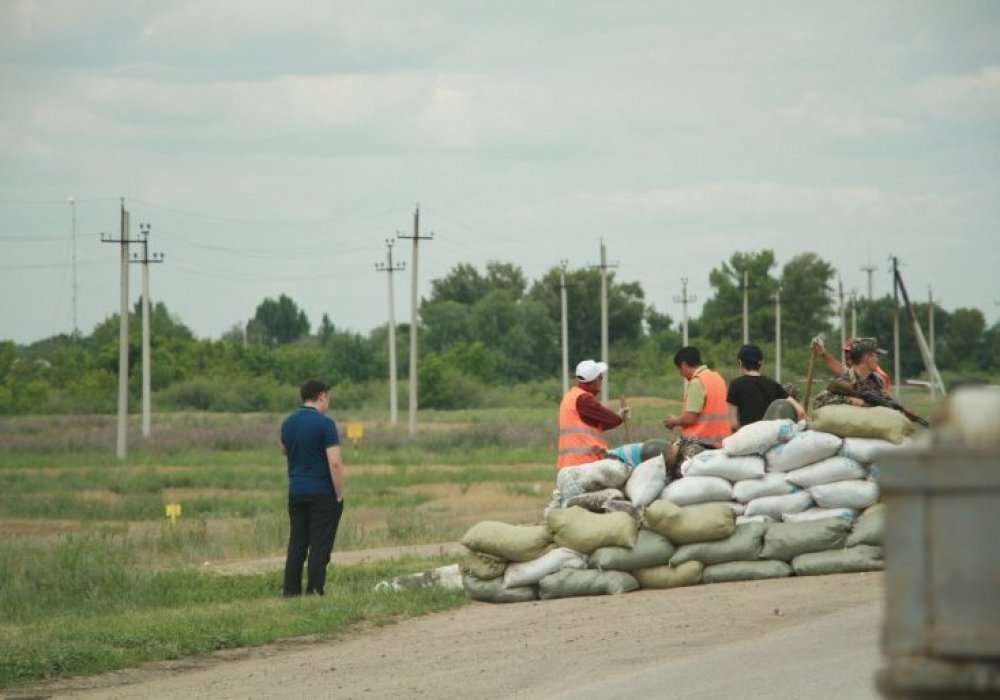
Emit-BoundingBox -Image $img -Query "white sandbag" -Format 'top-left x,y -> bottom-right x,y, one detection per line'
781,507 -> 856,524
839,437 -> 911,465
659,476 -> 734,506
699,500 -> 746,515
723,419 -> 798,456
502,547 -> 588,589
732,473 -> 796,503
765,431 -> 843,473
809,479 -> 880,510
744,490 -> 813,520
736,514 -> 775,525
556,458 -> 633,499
624,454 -> 668,507
681,451 -> 766,481
785,456 -> 866,489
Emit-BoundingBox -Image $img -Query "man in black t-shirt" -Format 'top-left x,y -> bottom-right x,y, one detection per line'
726,344 -> 804,430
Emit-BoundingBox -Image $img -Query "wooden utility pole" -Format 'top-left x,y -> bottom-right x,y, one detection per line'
559,259 -> 569,394
375,238 -> 405,426
130,223 -> 164,439
101,199 -> 141,460
674,278 -> 696,346
397,205 -> 433,436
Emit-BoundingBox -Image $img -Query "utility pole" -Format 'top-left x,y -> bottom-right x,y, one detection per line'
861,263 -> 876,300
741,269 -> 750,344
375,238 -> 405,426
131,223 -> 163,439
891,256 -> 901,395
101,199 -> 141,460
850,289 -> 858,339
774,285 -> 782,384
397,205 -> 433,436
69,196 -> 79,340
674,278 -> 696,346
838,276 -> 846,351
590,241 -> 617,403
928,287 -> 936,364
559,259 -> 569,394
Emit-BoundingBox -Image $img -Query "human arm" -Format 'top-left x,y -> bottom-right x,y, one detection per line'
663,411 -> 700,430
727,404 -> 740,431
326,445 -> 345,502
576,392 -> 624,430
811,337 -> 845,375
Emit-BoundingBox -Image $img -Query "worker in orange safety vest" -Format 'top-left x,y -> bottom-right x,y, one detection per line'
556,359 -> 629,469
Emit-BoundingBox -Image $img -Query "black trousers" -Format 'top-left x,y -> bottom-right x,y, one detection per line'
283,495 -> 344,596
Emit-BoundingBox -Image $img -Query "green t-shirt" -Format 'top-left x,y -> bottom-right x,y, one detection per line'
684,366 -> 708,413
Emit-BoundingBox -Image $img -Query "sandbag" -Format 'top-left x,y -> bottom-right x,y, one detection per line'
624,454 -> 668,507
546,506 -> 637,554
660,476 -> 734,506
785,456 -> 866,489
461,521 -> 553,562
743,490 -> 813,520
556,458 -> 633,499
701,500 -> 746,515
810,405 -> 916,444
669,521 -> 767,567
644,500 -> 736,544
736,514 -> 775,525
463,574 -> 538,603
723,419 -> 798,456
681,451 -> 766,481
846,503 -> 885,547
538,568 -> 639,599
503,547 -> 588,588
732,473 -> 796,503
702,559 -> 792,583
765,430 -> 843,472
759,518 -> 851,562
792,544 -> 884,575
634,560 -> 704,589
781,507 -> 855,524
460,550 -> 508,580
589,528 -> 676,571
810,479 -> 880,509
839,437 -> 910,465
563,488 -> 625,512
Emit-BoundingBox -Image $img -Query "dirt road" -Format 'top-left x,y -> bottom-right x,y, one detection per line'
22,563 -> 884,699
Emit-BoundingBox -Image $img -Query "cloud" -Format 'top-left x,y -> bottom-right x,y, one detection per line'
913,65 -> 1000,115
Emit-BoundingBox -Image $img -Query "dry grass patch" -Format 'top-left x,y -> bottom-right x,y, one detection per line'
76,490 -> 125,506
406,481 -> 550,526
0,518 -> 89,537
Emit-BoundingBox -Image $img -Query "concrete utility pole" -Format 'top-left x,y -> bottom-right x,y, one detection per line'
850,289 -> 858,339
741,269 -> 750,344
774,285 -> 782,384
928,287 -> 936,363
591,241 -> 617,403
131,223 -> 163,439
891,256 -> 901,394
674,277 -> 696,346
559,259 -> 569,394
397,205 -> 433,437
101,199 -> 141,460
838,276 -> 846,351
861,263 -> 876,300
375,238 -> 405,426
69,196 -> 79,339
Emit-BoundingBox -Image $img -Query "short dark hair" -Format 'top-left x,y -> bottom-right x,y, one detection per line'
673,346 -> 702,368
300,379 -> 330,402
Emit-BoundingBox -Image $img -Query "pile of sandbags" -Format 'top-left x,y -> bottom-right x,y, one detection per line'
460,411 -> 911,603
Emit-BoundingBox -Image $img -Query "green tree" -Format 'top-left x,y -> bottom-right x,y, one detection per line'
246,295 -> 310,346
697,251 -> 780,343
778,253 -> 836,346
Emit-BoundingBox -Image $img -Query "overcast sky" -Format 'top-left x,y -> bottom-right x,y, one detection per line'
2,1 -> 998,346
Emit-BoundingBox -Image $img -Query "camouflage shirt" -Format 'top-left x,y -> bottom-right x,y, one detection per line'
813,368 -> 890,409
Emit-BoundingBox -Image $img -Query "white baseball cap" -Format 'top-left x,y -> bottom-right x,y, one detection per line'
575,359 -> 608,383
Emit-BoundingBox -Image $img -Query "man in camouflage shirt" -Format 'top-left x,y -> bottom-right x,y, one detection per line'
813,339 -> 892,409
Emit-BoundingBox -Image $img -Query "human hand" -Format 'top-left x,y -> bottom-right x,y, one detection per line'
618,406 -> 631,420
810,336 -> 825,354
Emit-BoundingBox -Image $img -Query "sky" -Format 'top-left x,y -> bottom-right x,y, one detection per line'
2,0 -> 999,345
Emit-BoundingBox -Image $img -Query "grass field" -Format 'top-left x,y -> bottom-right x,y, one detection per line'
0,391 -> 941,689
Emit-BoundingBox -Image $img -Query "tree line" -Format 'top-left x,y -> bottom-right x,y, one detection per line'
3,251 -> 997,414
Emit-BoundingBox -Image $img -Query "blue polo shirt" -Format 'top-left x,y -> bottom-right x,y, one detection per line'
281,406 -> 340,498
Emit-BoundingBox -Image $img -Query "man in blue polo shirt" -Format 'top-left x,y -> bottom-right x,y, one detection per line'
281,379 -> 346,597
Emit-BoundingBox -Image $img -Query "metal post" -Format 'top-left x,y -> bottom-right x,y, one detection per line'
559,259 -> 569,394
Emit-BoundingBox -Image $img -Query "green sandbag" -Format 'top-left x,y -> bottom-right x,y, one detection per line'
634,560 -> 704,589
847,503 -> 884,547
669,521 -> 768,567
702,560 -> 792,583
545,506 -> 638,554
810,404 -> 916,444
644,500 -> 736,544
589,528 -> 676,571
463,574 -> 538,603
461,521 -> 553,562
538,568 -> 639,599
792,544 -> 884,575
759,518 -> 851,562
460,550 -> 508,580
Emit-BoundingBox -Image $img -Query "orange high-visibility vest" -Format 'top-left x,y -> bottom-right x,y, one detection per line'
557,386 -> 609,469
681,367 -> 733,445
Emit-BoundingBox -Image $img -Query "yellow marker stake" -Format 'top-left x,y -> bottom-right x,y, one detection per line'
165,503 -> 182,525
345,422 -> 364,453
